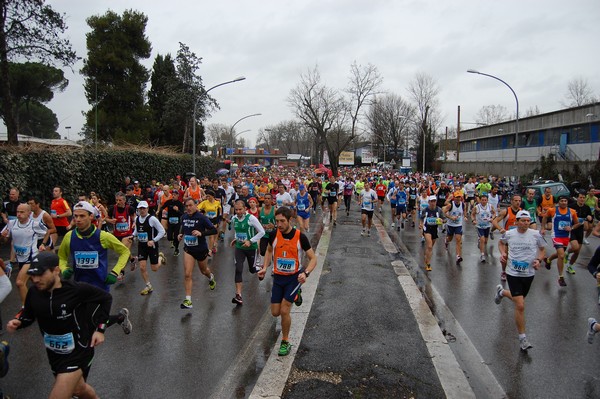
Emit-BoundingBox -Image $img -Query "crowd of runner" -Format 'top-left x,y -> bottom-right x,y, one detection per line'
1,166 -> 600,397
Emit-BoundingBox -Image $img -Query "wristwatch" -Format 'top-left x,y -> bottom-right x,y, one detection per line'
302,270 -> 310,278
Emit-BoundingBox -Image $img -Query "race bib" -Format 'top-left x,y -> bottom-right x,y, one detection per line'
277,199 -> 283,207
44,332 -> 74,354
116,222 -> 129,232
329,191 -> 337,197
74,251 -> 99,269
511,259 -> 529,272
275,257 -> 297,273
235,232 -> 248,242
50,210 -> 57,217
363,200 -> 371,207
558,220 -> 570,230
184,235 -> 198,246
138,232 -> 148,243
297,204 -> 306,211
13,245 -> 28,257
169,217 -> 179,225
426,217 -> 438,226
206,211 -> 217,219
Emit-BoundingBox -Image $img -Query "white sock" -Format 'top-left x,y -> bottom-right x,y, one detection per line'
518,333 -> 526,340
185,295 -> 191,301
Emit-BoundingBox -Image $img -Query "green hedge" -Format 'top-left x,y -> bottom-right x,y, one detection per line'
0,146 -> 218,207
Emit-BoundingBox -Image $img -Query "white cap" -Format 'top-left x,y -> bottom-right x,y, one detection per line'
516,210 -> 531,219
137,201 -> 149,209
73,201 -> 99,217
428,195 -> 437,201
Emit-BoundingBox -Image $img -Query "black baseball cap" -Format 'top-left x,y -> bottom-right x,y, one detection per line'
27,252 -> 59,276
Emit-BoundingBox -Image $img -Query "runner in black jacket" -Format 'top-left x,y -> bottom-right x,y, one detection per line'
7,252 -> 112,399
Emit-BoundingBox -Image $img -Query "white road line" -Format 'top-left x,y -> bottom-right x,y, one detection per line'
249,223 -> 332,399
374,218 -> 476,399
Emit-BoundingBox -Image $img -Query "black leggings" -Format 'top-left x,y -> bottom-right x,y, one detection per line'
310,193 -> 319,211
587,245 -> 600,277
344,195 -> 352,211
168,224 -> 180,249
234,247 -> 257,283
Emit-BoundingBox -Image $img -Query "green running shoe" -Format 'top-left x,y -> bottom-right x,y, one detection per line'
209,275 -> 216,290
566,265 -> 576,275
278,340 -> 292,356
294,288 -> 303,307
180,299 -> 193,309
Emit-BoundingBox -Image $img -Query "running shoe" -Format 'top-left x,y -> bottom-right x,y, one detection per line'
401,222 -> 405,229
180,299 -> 193,309
333,220 -> 337,227
558,276 -> 567,287
361,230 -> 365,237
425,263 -> 432,272
519,337 -> 533,352
294,289 -> 303,306
421,236 -> 425,244
500,271 -> 507,281
391,223 -> 395,228
209,275 -> 216,290
0,341 -> 9,378
411,222 -> 415,228
442,228 -> 446,234
494,284 -> 504,304
346,211 -> 349,216
140,285 -> 153,295
584,238 -> 590,245
397,225 -> 400,232
171,242 -> 175,249
490,231 -> 495,240
278,340 -> 292,356
367,230 -> 371,237
480,254 -> 486,263
212,247 -> 217,255
588,318 -> 597,344
232,294 -> 243,306
130,256 -> 138,272
564,251 -> 570,263
119,308 -> 132,334
159,252 -> 167,266
456,256 -> 463,265
566,265 -> 576,275
544,258 -> 551,270
173,249 -> 180,257
219,232 -> 225,240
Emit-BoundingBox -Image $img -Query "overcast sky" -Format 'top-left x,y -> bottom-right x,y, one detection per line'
44,0 -> 600,146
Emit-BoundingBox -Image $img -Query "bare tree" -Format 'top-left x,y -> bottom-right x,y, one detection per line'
288,65 -> 344,170
475,104 -> 510,125
523,105 -> 542,117
256,121 -> 311,155
367,94 -> 415,160
562,77 -> 597,108
407,72 -> 441,172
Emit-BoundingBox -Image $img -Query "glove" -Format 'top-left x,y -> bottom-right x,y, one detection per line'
104,271 -> 119,285
62,268 -> 74,280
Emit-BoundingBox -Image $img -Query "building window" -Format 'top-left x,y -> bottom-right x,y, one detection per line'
569,126 -> 590,143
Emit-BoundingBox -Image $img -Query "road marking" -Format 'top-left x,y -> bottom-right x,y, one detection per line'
248,221 -> 332,399
374,218 -> 476,399
374,217 -> 506,399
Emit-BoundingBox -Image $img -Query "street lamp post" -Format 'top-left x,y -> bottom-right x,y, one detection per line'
467,69 -> 519,172
192,76 -> 246,174
229,113 -> 262,162
65,126 -> 71,141
400,115 -> 427,174
229,129 -> 251,160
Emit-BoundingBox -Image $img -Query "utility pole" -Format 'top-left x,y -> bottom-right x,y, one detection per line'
456,105 -> 461,162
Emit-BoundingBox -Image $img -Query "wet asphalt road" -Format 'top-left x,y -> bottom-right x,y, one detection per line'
378,205 -> 600,398
0,219 -> 323,399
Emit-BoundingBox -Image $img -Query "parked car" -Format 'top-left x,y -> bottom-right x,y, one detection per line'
525,181 -> 572,204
